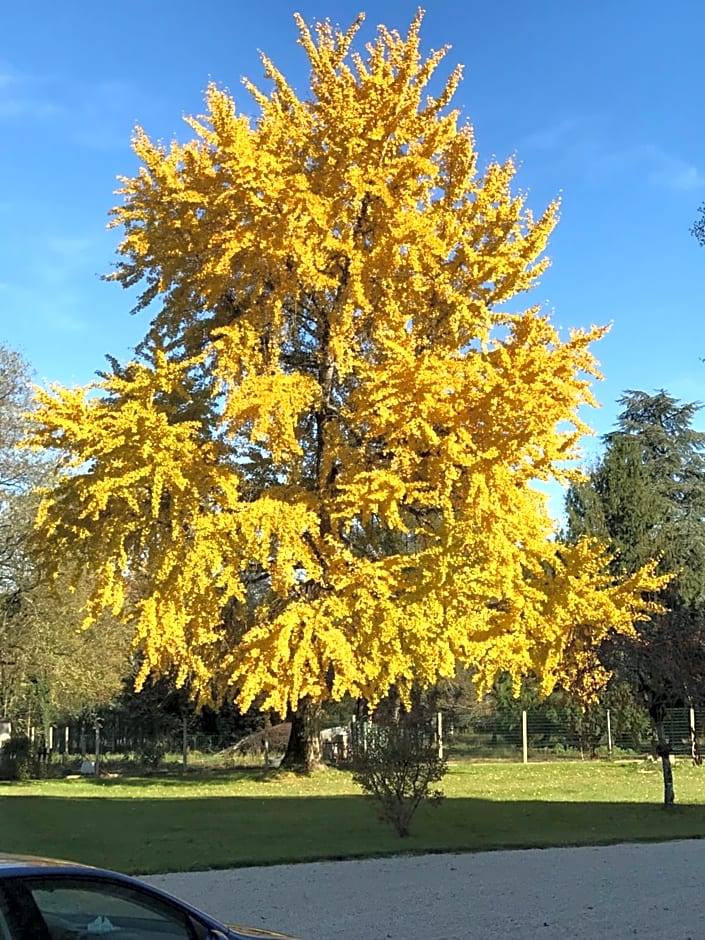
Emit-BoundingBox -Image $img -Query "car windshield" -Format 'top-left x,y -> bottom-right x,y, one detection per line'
23,878 -> 196,939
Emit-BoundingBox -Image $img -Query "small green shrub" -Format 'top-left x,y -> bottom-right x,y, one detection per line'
0,735 -> 33,780
352,718 -> 447,837
139,740 -> 166,769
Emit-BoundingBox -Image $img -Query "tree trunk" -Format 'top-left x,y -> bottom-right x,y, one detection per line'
263,712 -> 271,767
689,706 -> 701,765
94,721 -> 101,778
280,697 -> 324,773
655,716 -> 675,808
181,714 -> 188,773
372,686 -> 401,723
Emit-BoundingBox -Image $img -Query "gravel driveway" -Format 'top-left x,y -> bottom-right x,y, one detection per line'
144,839 -> 705,939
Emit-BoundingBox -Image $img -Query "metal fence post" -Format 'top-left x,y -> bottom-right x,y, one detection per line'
522,710 -> 528,764
94,721 -> 101,777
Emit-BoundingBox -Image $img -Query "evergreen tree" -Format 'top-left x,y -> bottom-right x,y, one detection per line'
565,390 -> 705,804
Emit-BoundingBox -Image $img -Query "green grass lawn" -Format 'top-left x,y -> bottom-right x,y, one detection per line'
1,760 -> 704,874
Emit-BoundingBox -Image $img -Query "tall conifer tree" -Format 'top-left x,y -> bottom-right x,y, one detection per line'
566,390 -> 705,804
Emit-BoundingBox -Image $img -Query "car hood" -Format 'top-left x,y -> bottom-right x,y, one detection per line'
226,925 -> 301,940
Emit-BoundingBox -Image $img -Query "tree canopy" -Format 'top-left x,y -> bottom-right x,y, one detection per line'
0,346 -> 132,728
565,390 -> 705,801
27,13 -> 661,719
567,390 -> 705,606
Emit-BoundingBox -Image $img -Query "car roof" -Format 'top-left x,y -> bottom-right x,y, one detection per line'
0,855 -> 300,939
0,854 -> 97,873
0,856 -> 214,918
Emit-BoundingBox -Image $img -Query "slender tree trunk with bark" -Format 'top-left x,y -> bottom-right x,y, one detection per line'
181,714 -> 188,773
688,705 -> 701,765
280,696 -> 324,773
653,707 -> 675,808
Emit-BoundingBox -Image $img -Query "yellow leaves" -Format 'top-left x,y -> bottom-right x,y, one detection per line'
25,10 -> 666,721
333,468 -> 409,532
516,540 -> 667,704
219,367 -> 320,464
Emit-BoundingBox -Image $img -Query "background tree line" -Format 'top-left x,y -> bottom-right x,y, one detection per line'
0,347 -> 131,742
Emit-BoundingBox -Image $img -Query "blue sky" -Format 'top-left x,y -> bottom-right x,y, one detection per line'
2,0 -> 704,480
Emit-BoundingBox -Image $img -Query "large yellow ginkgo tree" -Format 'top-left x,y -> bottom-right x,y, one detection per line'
28,13 -> 662,769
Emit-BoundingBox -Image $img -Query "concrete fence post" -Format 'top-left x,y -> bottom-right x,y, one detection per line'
606,709 -> 613,757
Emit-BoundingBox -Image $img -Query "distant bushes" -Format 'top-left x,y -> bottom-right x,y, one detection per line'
0,735 -> 35,780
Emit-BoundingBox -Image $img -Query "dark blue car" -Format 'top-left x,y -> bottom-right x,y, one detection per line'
0,854 -> 299,940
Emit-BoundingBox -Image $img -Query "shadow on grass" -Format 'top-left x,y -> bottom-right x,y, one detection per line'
1,792 -> 704,875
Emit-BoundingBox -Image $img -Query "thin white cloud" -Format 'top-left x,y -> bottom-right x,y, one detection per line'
643,147 -> 705,192
71,78 -> 143,151
522,116 -> 705,194
522,118 -> 581,152
0,280 -> 88,335
0,229 -> 114,337
41,236 -> 96,287
592,142 -> 704,192
46,235 -> 94,259
49,309 -> 88,334
0,62 -> 145,153
0,63 -> 61,120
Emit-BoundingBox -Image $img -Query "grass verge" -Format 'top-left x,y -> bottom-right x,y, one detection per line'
1,760 -> 703,874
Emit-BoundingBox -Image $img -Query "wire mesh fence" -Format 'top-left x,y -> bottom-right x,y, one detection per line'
4,704 -> 702,777
442,706 -> 700,762
336,706 -> 700,764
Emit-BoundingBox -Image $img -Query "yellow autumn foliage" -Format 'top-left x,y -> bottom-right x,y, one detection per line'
28,12 -> 664,714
